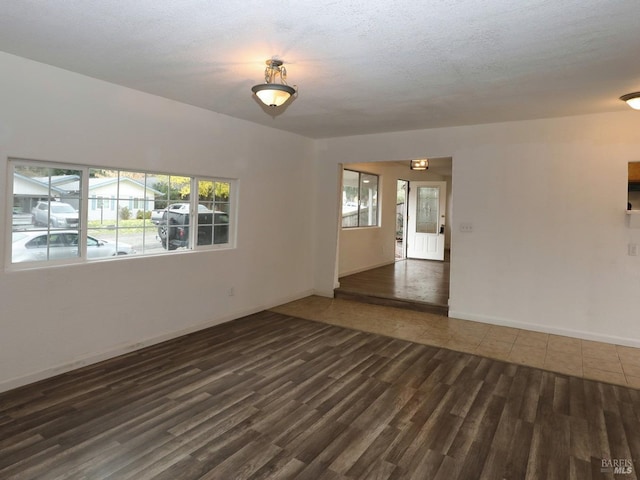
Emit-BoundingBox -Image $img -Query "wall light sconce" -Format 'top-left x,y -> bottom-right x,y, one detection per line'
620,92 -> 640,110
251,59 -> 297,107
410,159 -> 429,171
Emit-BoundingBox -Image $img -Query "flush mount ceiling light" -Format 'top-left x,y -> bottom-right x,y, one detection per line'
620,92 -> 640,110
251,59 -> 297,107
410,159 -> 429,171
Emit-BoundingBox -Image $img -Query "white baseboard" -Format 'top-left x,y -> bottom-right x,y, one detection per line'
312,289 -> 336,298
0,289 -> 316,394
449,309 -> 640,349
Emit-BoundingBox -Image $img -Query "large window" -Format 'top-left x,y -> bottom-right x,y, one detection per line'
342,169 -> 379,228
8,159 -> 235,268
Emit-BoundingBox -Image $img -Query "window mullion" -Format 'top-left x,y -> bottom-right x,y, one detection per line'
79,166 -> 90,259
190,177 -> 197,250
357,172 -> 362,227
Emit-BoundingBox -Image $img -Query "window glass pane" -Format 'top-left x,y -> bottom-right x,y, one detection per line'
117,170 -> 145,225
198,179 -> 215,212
213,203 -> 230,245
170,176 -> 191,203
342,170 -> 359,228
214,181 -> 230,202
142,198 -> 153,219
12,163 -> 82,264
194,205 -> 214,247
154,177 -> 191,251
87,169 -> 142,259
416,186 -> 439,234
359,173 -> 378,227
86,170 -> 183,256
196,225 -> 213,246
88,169 -> 117,226
195,179 -> 231,246
150,175 -> 170,210
214,203 -> 231,216
213,225 -> 229,244
140,223 -> 162,254
213,181 -> 231,245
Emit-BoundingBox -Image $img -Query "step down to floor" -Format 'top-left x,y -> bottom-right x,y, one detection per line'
334,289 -> 449,316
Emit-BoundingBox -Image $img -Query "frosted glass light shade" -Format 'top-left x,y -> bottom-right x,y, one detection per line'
620,92 -> 640,110
252,83 -> 295,107
626,97 -> 640,110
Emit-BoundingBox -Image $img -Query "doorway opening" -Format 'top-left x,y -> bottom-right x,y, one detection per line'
335,158 -> 452,315
406,181 -> 447,261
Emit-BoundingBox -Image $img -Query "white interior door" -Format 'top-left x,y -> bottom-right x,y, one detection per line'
407,181 -> 447,261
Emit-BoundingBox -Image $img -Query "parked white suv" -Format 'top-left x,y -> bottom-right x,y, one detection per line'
32,201 -> 79,228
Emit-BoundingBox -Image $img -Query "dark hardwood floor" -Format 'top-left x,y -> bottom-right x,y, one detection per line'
335,258 -> 450,315
1,310 -> 639,479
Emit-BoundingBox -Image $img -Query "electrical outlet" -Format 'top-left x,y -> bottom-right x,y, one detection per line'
459,222 -> 473,233
227,287 -> 235,296
629,244 -> 639,256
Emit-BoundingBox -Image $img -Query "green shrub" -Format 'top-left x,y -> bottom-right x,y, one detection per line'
119,206 -> 131,220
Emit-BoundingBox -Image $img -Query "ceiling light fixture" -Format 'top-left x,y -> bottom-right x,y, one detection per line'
251,59 -> 297,107
620,92 -> 640,110
410,159 -> 429,171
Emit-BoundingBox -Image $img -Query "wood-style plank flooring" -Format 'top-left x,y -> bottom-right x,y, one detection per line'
1,311 -> 639,479
273,296 -> 640,388
335,259 -> 450,315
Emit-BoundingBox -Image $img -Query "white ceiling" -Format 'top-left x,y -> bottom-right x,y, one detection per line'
1,1 -> 639,139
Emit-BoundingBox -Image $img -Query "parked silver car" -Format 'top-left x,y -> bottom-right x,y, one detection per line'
12,230 -> 135,263
32,201 -> 79,227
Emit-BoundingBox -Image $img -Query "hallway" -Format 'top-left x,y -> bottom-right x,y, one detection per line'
335,258 -> 450,315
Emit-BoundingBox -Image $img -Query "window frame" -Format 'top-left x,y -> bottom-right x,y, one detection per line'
341,168 -> 380,229
7,158 -> 237,270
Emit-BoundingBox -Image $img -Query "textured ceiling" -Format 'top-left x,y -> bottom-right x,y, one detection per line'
1,0 -> 640,139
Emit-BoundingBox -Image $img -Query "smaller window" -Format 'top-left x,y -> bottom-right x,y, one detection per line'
342,169 -> 379,228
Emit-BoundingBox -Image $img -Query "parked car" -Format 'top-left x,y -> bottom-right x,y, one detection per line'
150,208 -> 167,225
32,201 -> 79,228
11,230 -> 135,263
157,203 -> 229,249
12,206 -> 33,227
150,203 -> 208,225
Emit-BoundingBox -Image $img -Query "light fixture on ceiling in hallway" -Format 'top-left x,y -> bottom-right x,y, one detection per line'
251,59 -> 297,107
620,92 -> 640,110
410,159 -> 429,171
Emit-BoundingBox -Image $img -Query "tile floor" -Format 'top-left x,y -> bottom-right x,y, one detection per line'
271,295 -> 640,389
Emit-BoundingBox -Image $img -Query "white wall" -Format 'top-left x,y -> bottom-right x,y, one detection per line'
4,50 -> 640,393
0,52 -> 315,392
338,161 -> 446,277
316,112 -> 640,347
